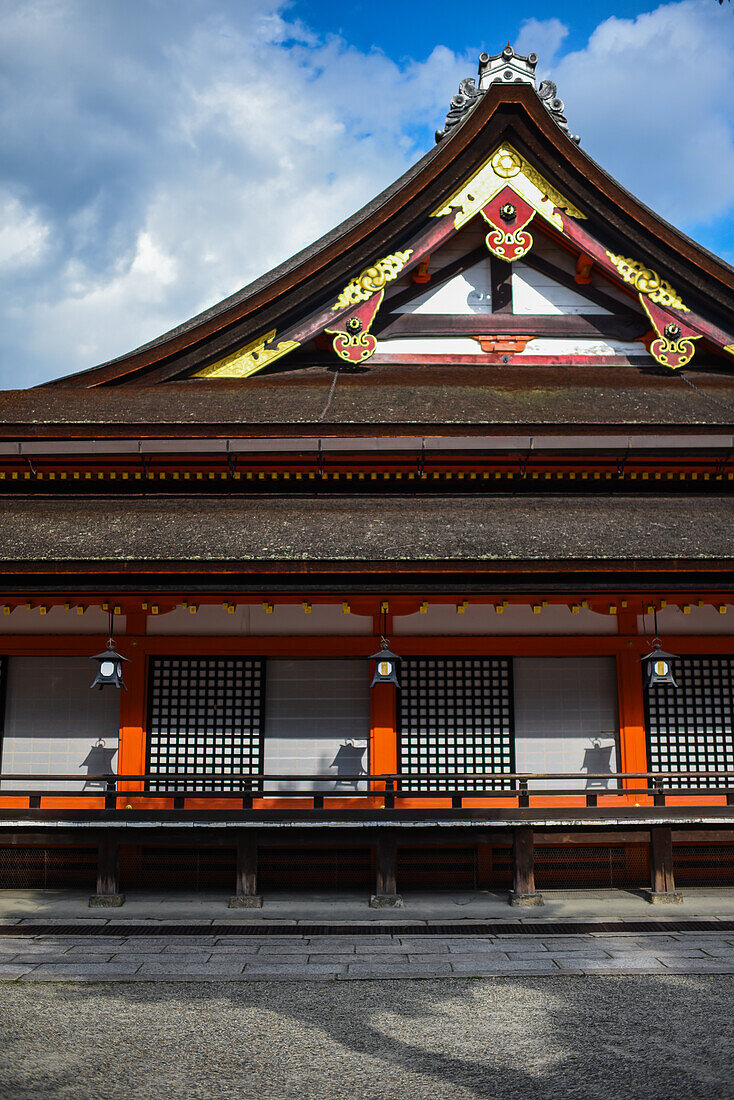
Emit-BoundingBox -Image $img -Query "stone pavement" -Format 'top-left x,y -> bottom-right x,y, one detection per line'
4,885 -> 734,924
2,929 -> 734,980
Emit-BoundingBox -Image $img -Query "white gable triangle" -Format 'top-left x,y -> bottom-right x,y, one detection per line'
394,259 -> 493,315
512,263 -> 611,315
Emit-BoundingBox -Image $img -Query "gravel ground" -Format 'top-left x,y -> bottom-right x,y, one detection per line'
1,976 -> 733,1100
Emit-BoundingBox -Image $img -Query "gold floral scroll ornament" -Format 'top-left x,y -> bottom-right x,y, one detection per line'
605,253 -> 690,313
194,330 -> 299,379
332,251 -> 413,310
327,250 -> 413,363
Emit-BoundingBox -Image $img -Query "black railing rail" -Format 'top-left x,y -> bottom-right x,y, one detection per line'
1,770 -> 734,811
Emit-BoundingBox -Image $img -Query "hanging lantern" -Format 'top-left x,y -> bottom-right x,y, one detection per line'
90,609 -> 129,690
370,638 -> 400,688
641,640 -> 678,688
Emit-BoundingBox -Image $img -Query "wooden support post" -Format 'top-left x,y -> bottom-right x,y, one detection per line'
369,833 -> 404,908
647,826 -> 683,904
509,826 -> 543,907
89,834 -> 124,907
228,834 -> 262,908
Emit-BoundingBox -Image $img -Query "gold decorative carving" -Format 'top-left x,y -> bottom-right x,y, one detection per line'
724,344 -> 734,357
194,330 -> 299,379
432,142 -> 585,231
490,148 -> 522,178
649,330 -> 698,370
640,298 -> 700,370
605,253 -> 690,313
333,251 -> 413,310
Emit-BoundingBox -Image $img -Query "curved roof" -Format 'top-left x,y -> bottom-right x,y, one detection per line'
47,81 -> 734,388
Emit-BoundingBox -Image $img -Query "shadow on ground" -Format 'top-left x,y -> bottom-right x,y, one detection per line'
1,974 -> 733,1100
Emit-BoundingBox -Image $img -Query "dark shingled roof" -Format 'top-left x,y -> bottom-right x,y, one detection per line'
0,495 -> 730,562
2,366 -> 734,431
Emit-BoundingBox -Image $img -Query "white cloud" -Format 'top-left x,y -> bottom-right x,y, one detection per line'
0,1 -> 473,384
0,192 -> 50,270
550,2 -> 734,226
515,17 -> 569,69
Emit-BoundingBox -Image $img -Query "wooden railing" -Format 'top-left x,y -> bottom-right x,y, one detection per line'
1,770 -> 734,811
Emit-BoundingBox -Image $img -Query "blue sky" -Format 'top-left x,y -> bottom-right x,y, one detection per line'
1,0 -> 733,387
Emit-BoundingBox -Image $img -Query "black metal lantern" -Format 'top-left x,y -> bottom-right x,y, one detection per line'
90,610 -> 129,690
641,640 -> 678,688
370,638 -> 400,688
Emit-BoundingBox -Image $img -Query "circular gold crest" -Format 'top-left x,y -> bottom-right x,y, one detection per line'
491,148 -> 522,178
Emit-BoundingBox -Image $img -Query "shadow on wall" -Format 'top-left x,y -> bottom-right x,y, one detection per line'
80,739 -> 118,789
582,739 -> 615,789
330,740 -> 367,789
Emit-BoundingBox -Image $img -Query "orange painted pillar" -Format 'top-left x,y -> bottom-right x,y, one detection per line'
117,617 -> 147,804
370,683 -> 398,780
617,643 -> 649,791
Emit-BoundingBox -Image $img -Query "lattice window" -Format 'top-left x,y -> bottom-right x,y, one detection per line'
645,656 -> 734,787
398,657 -> 514,790
146,657 -> 264,792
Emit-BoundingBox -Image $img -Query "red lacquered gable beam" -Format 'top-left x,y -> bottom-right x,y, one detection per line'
554,215 -> 734,363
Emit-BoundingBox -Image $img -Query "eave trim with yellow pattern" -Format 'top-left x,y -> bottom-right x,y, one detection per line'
432,143 -> 585,232
194,330 -> 299,379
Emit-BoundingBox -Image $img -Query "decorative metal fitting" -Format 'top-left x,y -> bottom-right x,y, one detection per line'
664,322 -> 681,339
346,317 -> 363,334
499,202 -> 517,222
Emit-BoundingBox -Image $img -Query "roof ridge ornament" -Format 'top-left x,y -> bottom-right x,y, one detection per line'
436,45 -> 580,145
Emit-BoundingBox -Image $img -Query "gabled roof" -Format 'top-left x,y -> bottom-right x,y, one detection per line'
44,51 -> 734,389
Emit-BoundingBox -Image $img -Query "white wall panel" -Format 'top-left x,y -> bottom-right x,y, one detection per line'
394,603 -> 617,636
637,605 -> 734,636
0,606 -> 126,635
520,337 -> 647,357
395,259 -> 493,314
147,603 -> 372,636
530,236 -> 634,307
375,337 -> 482,355
512,262 -> 610,315
263,659 -> 370,792
513,656 -> 619,790
1,656 -> 120,791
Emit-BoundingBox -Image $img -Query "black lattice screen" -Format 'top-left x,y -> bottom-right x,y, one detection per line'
398,657 -> 514,790
645,656 -> 734,786
147,657 -> 264,792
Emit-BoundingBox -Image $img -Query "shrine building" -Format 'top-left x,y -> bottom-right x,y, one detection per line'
1,46 -> 734,907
